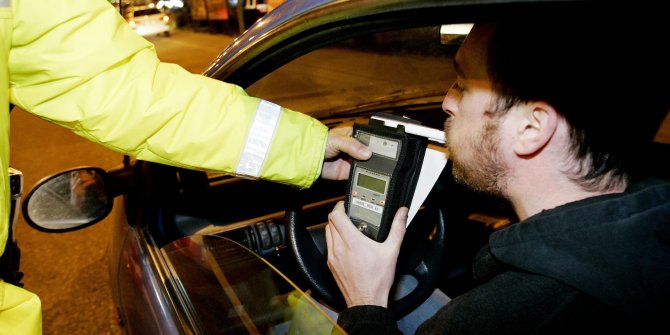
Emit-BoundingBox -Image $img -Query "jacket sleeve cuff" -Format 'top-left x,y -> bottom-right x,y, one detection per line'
262,107 -> 328,188
337,305 -> 401,335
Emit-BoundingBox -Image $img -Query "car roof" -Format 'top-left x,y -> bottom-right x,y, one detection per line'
204,0 -> 662,85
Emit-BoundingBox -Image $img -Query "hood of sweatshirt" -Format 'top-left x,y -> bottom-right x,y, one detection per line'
488,178 -> 670,320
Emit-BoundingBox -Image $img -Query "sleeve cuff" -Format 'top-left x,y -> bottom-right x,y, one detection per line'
337,305 -> 400,334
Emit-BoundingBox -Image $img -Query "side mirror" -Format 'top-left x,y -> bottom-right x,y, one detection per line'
22,167 -> 113,233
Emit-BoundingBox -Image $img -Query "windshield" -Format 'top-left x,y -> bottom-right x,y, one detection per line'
246,25 -> 458,121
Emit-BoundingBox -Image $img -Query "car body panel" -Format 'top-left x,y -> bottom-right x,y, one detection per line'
108,189 -> 180,334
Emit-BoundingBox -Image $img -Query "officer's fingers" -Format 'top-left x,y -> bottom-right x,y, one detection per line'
326,129 -> 371,160
330,126 -> 353,137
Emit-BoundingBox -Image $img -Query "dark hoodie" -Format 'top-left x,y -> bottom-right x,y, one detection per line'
337,178 -> 670,334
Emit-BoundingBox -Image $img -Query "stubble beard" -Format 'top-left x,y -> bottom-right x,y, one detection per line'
445,118 -> 509,197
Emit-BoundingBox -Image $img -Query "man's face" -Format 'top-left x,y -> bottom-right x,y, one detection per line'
442,24 -> 509,196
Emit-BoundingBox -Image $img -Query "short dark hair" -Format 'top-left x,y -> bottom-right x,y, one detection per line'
486,13 -> 669,190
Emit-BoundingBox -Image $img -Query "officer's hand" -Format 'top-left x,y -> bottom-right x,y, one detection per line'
321,127 -> 371,180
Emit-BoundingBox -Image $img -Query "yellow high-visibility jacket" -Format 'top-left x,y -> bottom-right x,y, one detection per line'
0,0 -> 327,333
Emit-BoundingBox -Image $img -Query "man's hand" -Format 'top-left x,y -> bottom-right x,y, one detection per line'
321,127 -> 371,180
325,201 -> 407,307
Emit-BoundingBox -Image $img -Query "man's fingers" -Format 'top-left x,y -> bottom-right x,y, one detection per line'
325,222 -> 335,259
328,201 -> 350,231
385,207 -> 408,247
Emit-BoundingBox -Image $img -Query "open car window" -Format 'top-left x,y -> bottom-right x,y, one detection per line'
245,24 -> 462,126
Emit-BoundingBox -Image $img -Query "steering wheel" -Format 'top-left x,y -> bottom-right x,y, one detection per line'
286,184 -> 447,319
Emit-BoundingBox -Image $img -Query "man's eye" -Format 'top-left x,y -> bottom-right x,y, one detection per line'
453,82 -> 465,92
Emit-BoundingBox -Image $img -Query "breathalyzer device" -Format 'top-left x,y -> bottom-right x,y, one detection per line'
344,113 -> 439,242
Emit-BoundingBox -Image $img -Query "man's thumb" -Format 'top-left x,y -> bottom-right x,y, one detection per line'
386,207 -> 408,245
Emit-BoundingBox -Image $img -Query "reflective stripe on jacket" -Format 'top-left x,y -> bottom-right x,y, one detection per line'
1,0 -> 328,330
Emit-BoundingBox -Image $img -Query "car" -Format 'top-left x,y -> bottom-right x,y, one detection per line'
124,4 -> 174,37
20,0 -> 670,334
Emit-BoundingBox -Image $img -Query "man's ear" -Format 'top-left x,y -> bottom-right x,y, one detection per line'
513,102 -> 557,156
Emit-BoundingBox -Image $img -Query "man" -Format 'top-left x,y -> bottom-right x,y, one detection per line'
0,0 -> 370,333
326,17 -> 670,334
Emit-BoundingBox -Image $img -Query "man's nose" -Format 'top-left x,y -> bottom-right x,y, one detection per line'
442,85 -> 459,117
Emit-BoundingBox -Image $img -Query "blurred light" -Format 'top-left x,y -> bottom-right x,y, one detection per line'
440,23 -> 473,35
157,0 -> 184,9
162,15 -> 170,22
440,23 -> 473,45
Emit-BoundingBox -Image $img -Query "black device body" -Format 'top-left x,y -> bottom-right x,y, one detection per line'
344,116 -> 427,242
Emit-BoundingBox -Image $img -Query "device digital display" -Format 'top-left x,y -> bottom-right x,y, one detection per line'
357,173 -> 387,194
